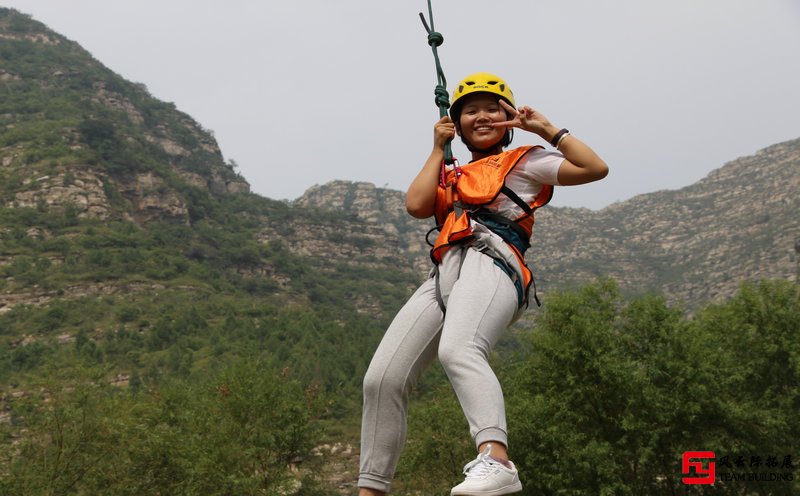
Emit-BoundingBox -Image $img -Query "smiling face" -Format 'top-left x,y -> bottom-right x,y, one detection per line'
455,93 -> 511,152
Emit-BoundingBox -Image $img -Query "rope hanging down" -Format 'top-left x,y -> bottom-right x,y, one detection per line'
419,0 -> 455,165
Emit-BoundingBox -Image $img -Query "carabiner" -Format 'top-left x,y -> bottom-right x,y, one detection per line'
439,158 -> 461,188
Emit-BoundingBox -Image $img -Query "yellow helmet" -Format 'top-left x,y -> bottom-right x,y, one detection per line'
450,72 -> 515,113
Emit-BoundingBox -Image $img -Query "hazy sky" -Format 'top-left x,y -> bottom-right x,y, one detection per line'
4,0 -> 800,209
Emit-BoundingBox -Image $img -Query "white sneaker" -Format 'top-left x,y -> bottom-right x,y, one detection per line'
450,444 -> 523,496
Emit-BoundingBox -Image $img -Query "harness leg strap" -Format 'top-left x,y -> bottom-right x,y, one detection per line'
433,264 -> 446,314
432,246 -> 470,315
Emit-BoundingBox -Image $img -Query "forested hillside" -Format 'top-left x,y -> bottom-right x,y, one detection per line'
1,8 -> 798,495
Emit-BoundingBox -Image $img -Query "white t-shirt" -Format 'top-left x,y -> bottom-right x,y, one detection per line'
486,147 -> 563,219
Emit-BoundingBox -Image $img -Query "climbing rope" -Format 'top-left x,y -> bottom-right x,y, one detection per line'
419,0 -> 457,168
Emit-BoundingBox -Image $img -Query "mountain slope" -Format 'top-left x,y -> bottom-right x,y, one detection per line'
0,8 -> 249,227
0,8 -> 421,407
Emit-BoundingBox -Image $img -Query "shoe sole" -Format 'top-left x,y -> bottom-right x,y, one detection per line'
450,480 -> 523,496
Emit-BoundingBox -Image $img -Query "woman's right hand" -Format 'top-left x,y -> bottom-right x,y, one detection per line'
407,116 -> 454,218
433,115 -> 456,150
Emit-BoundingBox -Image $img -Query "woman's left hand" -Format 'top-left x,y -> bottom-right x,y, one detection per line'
492,100 -> 554,138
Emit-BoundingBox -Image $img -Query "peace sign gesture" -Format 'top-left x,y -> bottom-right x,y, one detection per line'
492,100 -> 555,138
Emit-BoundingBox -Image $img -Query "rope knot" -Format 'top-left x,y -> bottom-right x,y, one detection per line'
434,85 -> 450,110
427,31 -> 444,47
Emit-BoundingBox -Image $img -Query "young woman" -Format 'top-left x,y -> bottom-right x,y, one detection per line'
358,73 -> 608,496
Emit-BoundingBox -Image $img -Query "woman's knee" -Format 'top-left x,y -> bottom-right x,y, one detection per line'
438,338 -> 485,374
363,362 -> 411,401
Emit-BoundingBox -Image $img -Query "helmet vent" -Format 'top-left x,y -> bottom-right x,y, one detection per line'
451,73 -> 515,109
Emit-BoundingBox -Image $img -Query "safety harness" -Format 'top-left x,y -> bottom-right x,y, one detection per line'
427,146 -> 554,313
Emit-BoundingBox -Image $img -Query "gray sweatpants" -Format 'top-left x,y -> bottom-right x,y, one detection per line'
358,246 -> 519,493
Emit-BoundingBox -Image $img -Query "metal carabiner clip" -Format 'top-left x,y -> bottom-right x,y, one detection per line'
439,158 -> 462,187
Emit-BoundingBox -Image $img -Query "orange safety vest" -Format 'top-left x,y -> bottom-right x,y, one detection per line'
431,145 -> 553,296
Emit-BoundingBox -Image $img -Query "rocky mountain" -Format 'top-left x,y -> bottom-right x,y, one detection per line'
0,8 -> 249,228
0,6 -> 435,337
294,181 -> 433,273
296,138 -> 800,306
3,6 -> 796,319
